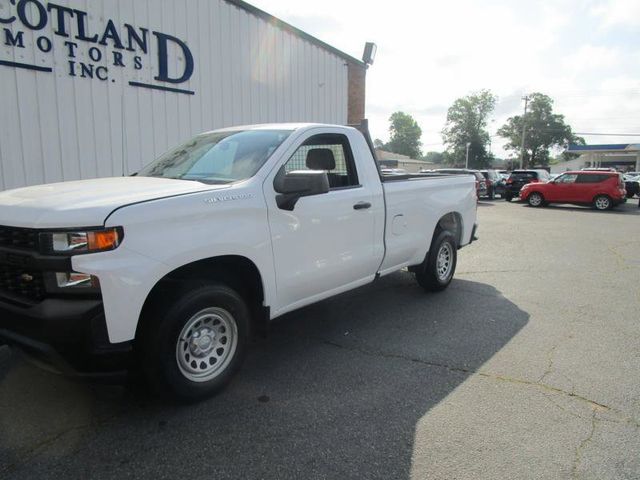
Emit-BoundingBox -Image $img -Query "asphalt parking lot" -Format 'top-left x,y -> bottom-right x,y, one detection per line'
1,199 -> 639,480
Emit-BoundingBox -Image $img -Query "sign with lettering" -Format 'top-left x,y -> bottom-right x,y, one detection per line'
0,0 -> 195,95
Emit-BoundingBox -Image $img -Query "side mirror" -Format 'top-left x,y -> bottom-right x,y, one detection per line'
274,168 -> 329,210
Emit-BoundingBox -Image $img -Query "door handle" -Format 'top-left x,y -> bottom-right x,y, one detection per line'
353,201 -> 372,210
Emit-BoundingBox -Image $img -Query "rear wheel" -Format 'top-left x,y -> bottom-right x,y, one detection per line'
415,230 -> 457,292
527,192 -> 544,207
593,195 -> 612,211
140,283 -> 250,402
504,193 -> 513,202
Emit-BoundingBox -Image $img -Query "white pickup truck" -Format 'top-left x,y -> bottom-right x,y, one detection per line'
0,122 -> 477,401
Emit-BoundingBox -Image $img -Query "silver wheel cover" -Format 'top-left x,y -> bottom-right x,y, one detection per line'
436,242 -> 454,282
175,307 -> 238,383
595,197 -> 610,210
530,193 -> 542,206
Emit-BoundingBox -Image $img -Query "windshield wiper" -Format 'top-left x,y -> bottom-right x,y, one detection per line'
178,175 -> 234,185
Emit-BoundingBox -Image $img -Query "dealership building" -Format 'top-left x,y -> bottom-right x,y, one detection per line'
552,143 -> 640,173
0,0 -> 370,190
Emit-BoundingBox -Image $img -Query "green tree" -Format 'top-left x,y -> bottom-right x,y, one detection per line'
561,136 -> 586,161
386,112 -> 423,158
442,90 -> 497,169
497,93 -> 584,168
423,151 -> 445,164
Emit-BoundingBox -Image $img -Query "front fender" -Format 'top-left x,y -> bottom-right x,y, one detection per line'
76,185 -> 275,344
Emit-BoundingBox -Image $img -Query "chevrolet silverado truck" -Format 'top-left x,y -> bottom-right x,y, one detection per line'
0,122 -> 478,401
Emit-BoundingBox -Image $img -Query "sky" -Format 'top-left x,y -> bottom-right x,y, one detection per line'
250,0 -> 640,159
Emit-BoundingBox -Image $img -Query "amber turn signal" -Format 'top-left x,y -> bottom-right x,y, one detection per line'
88,229 -> 121,251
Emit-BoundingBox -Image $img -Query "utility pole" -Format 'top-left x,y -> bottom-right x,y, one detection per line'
465,142 -> 471,169
519,95 -> 529,169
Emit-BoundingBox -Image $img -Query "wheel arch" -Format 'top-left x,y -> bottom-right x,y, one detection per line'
527,190 -> 545,201
136,255 -> 268,341
435,211 -> 464,247
593,192 -> 612,201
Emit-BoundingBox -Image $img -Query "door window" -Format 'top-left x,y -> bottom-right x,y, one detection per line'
556,174 -> 578,184
576,174 -> 608,183
284,134 -> 359,189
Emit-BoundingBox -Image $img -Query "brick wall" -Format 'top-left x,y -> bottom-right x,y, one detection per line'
347,62 -> 367,124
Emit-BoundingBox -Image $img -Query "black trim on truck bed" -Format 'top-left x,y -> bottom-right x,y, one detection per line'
378,173 -> 463,182
348,120 -> 468,183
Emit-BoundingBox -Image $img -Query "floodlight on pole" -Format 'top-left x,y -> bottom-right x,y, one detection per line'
362,42 -> 377,67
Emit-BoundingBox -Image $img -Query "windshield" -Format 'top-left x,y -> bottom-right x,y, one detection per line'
138,130 -> 292,184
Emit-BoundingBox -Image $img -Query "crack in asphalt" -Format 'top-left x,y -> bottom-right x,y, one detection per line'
458,269 -> 536,275
607,240 -> 640,272
318,337 -> 611,410
317,336 -> 640,433
537,331 -> 578,389
0,422 -> 99,479
572,409 -> 598,479
538,343 -> 558,384
0,393 -> 277,479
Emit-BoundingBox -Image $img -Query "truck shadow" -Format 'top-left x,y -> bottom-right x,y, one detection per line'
0,273 -> 528,480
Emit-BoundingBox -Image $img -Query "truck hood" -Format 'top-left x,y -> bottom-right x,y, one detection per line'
0,177 -> 223,228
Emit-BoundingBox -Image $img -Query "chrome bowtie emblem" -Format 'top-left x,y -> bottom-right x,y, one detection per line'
20,273 -> 34,282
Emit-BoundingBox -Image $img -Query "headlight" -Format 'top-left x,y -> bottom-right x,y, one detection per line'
43,227 -> 123,255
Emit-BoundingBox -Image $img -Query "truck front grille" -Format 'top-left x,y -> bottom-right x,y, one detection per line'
0,226 -> 40,251
0,264 -> 46,302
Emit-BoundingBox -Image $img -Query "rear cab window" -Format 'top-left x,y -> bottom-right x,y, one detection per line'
284,133 -> 359,190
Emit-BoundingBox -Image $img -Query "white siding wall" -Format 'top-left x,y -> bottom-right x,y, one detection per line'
0,0 -> 349,190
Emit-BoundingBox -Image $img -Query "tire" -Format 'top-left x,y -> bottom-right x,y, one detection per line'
415,229 -> 457,292
140,283 -> 250,402
593,195 -> 612,211
527,192 -> 544,207
504,193 -> 513,202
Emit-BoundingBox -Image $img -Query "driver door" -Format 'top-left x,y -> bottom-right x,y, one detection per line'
547,173 -> 578,202
264,131 -> 383,315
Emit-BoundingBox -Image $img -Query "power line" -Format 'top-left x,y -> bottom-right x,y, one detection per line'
574,132 -> 640,137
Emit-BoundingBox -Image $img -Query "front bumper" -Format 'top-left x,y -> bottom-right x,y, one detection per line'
0,296 -> 132,379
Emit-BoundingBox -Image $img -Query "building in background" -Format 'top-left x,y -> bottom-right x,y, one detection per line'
552,144 -> 640,173
0,0 -> 368,190
376,149 -> 430,173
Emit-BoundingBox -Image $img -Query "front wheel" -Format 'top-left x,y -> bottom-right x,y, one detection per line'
593,195 -> 612,211
415,230 -> 457,292
140,283 -> 250,402
527,192 -> 544,207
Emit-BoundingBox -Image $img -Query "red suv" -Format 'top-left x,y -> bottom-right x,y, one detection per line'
520,171 -> 626,210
